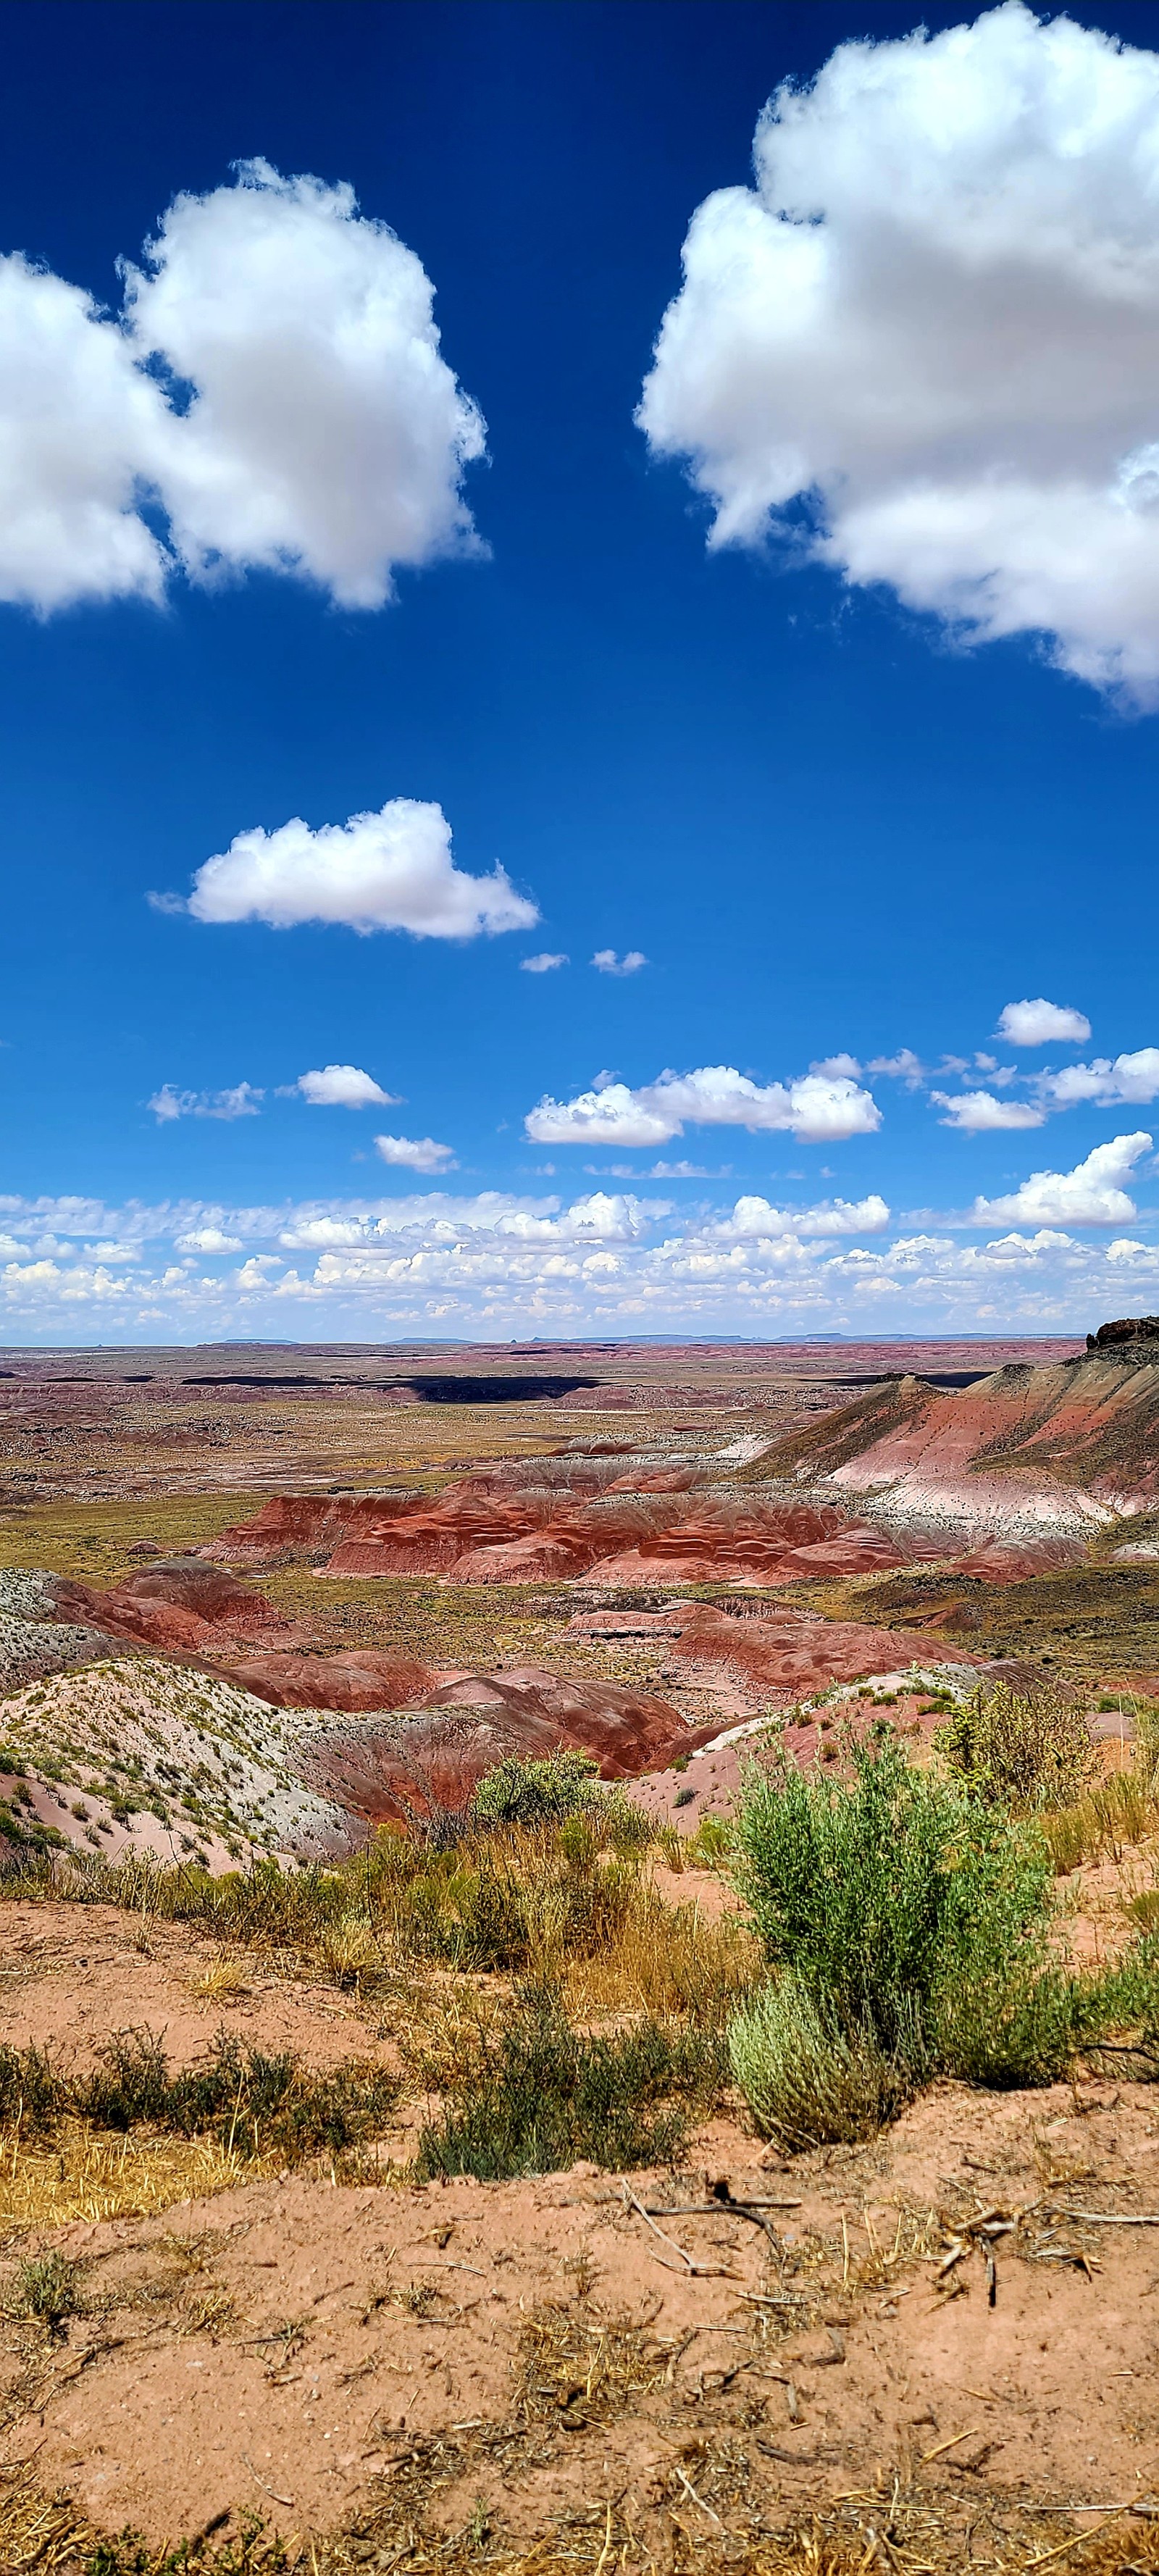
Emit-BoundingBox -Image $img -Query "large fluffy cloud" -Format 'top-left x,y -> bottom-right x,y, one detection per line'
970,1132 -> 1152,1227
0,161 -> 484,615
183,799 -> 537,938
709,1192 -> 890,1239
639,4 -> 1159,703
525,1063 -> 880,1147
1038,1048 -> 1159,1110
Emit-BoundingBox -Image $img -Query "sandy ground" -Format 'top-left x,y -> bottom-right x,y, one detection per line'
5,2078 -> 1159,2551
0,1901 -> 398,2077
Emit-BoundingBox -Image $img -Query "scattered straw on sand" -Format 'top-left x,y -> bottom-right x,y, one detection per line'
0,2120 -> 266,2230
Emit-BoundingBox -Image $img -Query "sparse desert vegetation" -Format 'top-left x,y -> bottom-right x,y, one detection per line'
8,1345 -> 1159,2569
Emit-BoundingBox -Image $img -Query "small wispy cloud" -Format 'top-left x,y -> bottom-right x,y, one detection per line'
592,949 -> 648,976
932,1090 -> 1046,1132
148,1082 -> 263,1123
867,1048 -> 924,1087
521,952 -> 569,974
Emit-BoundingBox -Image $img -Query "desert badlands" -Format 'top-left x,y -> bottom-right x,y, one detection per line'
4,1331 -> 1159,2574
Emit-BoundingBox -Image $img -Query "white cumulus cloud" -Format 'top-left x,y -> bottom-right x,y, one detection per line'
375,1132 -> 456,1172
592,949 -> 648,976
997,998 -> 1092,1047
638,2 -> 1159,703
1,1178 -> 1157,1334
711,1192 -> 890,1239
525,1063 -> 880,1148
867,1049 -> 925,1085
174,1225 -> 244,1255
1038,1047 -> 1159,1109
148,1081 -> 263,1121
295,1063 -> 396,1108
932,1090 -> 1046,1133
521,953 -> 569,974
0,160 -> 485,616
970,1132 -> 1152,1228
182,798 -> 537,938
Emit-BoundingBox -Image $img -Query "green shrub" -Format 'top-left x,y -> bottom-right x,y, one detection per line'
728,1728 -> 1074,2141
6,2025 -> 398,2165
413,1986 -> 715,2181
0,2042 -> 69,2137
732,1728 -> 1056,2063
472,1749 -> 601,1828
932,1958 -> 1084,2088
937,1678 -> 1097,1810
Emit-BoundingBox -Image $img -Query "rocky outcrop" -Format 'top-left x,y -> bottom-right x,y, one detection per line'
1088,1316 -> 1159,1351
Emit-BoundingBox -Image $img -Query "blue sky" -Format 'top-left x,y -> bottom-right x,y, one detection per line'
4,0 -> 1159,1342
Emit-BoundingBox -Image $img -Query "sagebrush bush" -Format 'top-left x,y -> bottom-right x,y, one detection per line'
472,1749 -> 601,1828
413,1986 -> 719,2180
732,1730 -> 1056,2058
937,1678 -> 1097,1810
729,1975 -> 911,2149
728,1729 -> 1075,2141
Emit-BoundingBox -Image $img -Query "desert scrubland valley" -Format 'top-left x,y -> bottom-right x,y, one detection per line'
5,1330 -> 1159,2573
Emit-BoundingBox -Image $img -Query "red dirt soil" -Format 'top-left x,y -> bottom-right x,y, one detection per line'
227,1651 -> 437,1714
201,1464 -> 1100,1594
8,2070 -> 1159,2551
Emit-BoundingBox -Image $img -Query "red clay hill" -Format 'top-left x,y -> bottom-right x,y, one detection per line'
745,1317 -> 1159,1540
200,1448 -> 1085,1589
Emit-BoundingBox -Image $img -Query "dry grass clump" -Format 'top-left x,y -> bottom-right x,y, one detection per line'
1,2246 -> 85,2332
185,1949 -> 250,2003
564,1886 -> 758,2022
6,2457 -> 1159,2576
515,2301 -> 667,2426
1041,1763 -> 1159,1873
0,2119 -> 260,2229
10,1803 -> 745,2032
